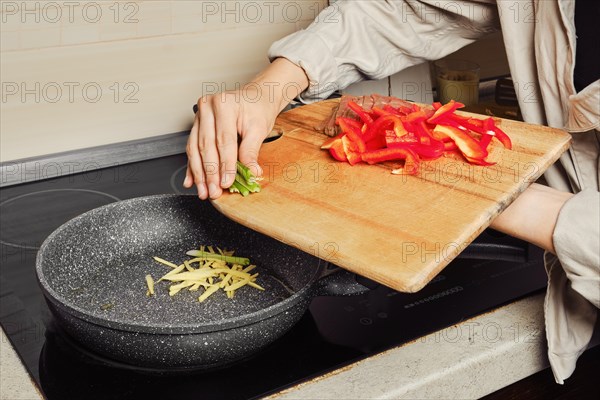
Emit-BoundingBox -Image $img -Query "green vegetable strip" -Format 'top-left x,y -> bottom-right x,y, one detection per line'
229,161 -> 260,196
185,250 -> 251,266
230,180 -> 249,196
236,161 -> 255,183
235,175 -> 260,193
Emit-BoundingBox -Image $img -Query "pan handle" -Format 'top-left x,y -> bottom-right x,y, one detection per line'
313,263 -> 372,297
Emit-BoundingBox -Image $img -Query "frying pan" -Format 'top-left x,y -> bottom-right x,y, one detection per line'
36,195 -> 367,370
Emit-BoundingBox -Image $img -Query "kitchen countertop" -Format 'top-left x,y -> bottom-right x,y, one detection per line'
0,292 -> 560,400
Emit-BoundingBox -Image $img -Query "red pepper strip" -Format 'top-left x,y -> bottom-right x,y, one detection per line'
337,116 -> 363,131
328,138 -> 347,162
427,100 -> 465,124
385,129 -> 418,148
365,133 -> 387,151
411,103 -> 421,112
321,132 -> 346,150
483,118 -> 512,150
464,155 -> 496,166
433,125 -> 488,160
443,141 -> 458,151
420,122 -> 447,151
347,101 -> 374,125
432,102 -> 442,110
417,120 -> 445,146
411,141 -> 445,159
396,105 -> 414,115
337,118 -> 367,153
341,135 -> 362,165
383,105 -> 404,116
363,114 -> 406,142
405,110 -> 430,123
361,146 -> 417,163
467,118 -> 484,129
362,146 -> 420,174
444,114 -> 486,135
479,131 -> 493,150
371,107 -> 389,117
431,126 -> 452,142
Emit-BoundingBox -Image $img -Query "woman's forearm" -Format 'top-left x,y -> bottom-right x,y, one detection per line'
489,183 -> 574,254
247,57 -> 309,114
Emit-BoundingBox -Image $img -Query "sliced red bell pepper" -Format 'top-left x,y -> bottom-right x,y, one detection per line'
383,105 -> 405,116
321,131 -> 346,149
328,138 -> 347,162
416,120 -> 443,146
365,134 -> 387,151
341,135 -> 362,165
464,155 -> 495,166
483,118 -> 512,149
337,116 -> 363,131
411,141 -> 445,159
347,101 -> 374,125
404,108 -> 435,124
371,107 -> 390,117
361,146 -> 417,163
443,114 -> 486,135
427,100 -> 465,124
433,125 -> 488,160
328,97 -> 512,172
362,146 -> 419,174
479,131 -> 493,150
435,117 -> 469,133
443,141 -> 458,151
337,117 -> 367,153
363,114 -> 406,142
385,129 -> 418,148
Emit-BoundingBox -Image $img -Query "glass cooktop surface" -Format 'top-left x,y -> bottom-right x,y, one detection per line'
0,153 -> 547,399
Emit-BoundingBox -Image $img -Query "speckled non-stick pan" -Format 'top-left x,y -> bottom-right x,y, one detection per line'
36,195 -> 366,370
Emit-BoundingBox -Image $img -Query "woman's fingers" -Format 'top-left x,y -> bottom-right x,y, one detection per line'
186,90 -> 274,199
214,97 -> 239,189
185,116 -> 208,199
197,97 -> 222,199
238,127 -> 265,178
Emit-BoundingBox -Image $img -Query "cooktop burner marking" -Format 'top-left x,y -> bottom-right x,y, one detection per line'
169,164 -> 197,195
0,189 -> 120,250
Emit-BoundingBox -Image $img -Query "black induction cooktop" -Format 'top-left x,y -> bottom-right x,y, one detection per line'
0,153 -> 547,400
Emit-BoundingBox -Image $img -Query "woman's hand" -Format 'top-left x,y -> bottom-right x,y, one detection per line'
183,58 -> 309,200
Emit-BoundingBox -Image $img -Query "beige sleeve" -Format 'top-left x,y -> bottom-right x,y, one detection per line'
553,189 -> 600,307
545,189 -> 600,384
268,0 -> 500,102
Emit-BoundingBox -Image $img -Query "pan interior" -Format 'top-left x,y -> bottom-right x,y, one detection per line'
37,195 -> 322,331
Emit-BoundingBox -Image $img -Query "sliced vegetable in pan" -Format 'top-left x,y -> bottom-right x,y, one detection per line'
145,246 -> 264,302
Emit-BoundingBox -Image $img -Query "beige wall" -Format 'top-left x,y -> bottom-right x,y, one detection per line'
0,0 -> 327,161
0,1 -> 508,162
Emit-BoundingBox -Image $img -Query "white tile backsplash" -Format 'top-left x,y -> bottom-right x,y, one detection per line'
0,1 -> 328,161
1,1 -> 507,162
19,26 -> 62,49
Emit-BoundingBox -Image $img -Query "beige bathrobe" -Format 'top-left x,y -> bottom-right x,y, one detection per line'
269,0 -> 599,384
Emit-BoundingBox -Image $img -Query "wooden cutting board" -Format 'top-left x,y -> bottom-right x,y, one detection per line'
212,99 -> 571,292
